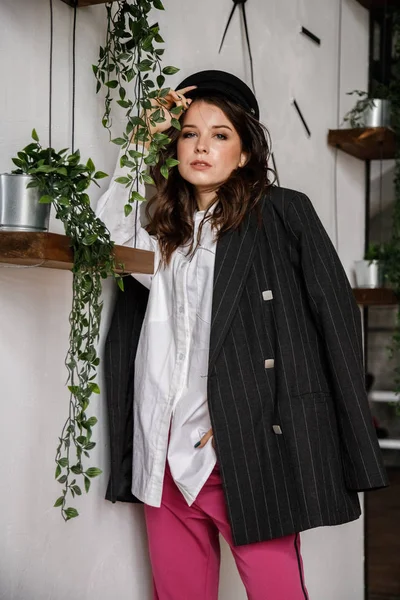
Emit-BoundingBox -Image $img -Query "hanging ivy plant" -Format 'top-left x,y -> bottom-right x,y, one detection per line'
12,130 -> 124,520
93,0 -> 182,213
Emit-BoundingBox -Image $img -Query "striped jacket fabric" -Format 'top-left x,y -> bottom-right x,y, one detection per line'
102,186 -> 389,547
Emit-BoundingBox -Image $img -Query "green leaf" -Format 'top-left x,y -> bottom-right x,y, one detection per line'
32,129 -> 39,142
86,158 -> 95,173
105,80 -> 118,88
128,149 -> 143,159
58,457 -> 68,468
89,382 -> 100,394
131,190 -> 146,202
86,416 -> 98,427
141,173 -> 155,185
54,496 -> 64,507
82,234 -> 98,246
72,485 -> 82,496
162,66 -> 179,76
156,75 -> 165,88
124,203 -> 133,217
117,277 -> 125,292
170,105 -> 183,115
111,138 -> 126,146
84,476 -> 91,493
86,467 -> 102,478
94,171 -> 108,179
115,176 -> 130,185
160,165 -> 169,180
138,59 -> 153,72
171,118 -> 181,131
165,158 -> 180,167
55,464 -> 61,479
64,507 -> 79,520
58,475 -> 67,484
71,465 -> 83,475
39,195 -> 53,204
117,100 -> 131,109
153,0 -> 165,8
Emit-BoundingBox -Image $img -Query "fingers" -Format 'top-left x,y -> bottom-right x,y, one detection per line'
195,428 -> 214,449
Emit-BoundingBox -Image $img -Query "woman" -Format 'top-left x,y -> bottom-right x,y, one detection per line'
96,70 -> 388,600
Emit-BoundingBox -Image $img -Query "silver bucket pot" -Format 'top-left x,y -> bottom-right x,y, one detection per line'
363,99 -> 391,128
354,260 -> 384,288
0,173 -> 51,232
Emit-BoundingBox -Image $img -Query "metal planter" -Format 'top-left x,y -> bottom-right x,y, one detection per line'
363,99 -> 391,128
354,260 -> 384,288
0,173 -> 50,232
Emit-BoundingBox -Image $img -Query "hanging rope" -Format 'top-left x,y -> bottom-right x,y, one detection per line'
333,0 -> 343,252
71,1 -> 78,152
49,0 -> 54,150
218,0 -> 256,94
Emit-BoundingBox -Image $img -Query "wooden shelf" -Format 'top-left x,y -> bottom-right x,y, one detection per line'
328,127 -> 396,161
353,287 -> 398,306
356,0 -> 400,9
60,0 -> 110,7
0,231 -> 154,275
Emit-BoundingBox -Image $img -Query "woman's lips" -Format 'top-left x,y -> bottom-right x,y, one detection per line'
190,163 -> 212,170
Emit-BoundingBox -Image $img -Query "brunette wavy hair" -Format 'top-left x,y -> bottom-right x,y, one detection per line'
144,93 -> 276,268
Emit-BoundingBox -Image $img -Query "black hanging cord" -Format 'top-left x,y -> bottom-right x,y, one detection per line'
333,0 -> 343,251
240,2 -> 255,93
49,0 -> 54,151
71,1 -> 78,153
218,0 -> 256,94
218,2 -> 237,54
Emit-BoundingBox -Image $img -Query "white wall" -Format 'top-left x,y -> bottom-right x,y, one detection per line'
0,0 -> 369,598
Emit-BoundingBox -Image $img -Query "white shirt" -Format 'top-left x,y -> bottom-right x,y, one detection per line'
95,147 -> 218,507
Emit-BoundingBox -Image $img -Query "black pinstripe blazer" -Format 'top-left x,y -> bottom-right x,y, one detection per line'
103,186 -> 389,547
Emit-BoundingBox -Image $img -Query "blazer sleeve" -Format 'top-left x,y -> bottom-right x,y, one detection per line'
286,192 -> 388,492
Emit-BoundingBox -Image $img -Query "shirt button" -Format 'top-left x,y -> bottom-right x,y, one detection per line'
179,306 -> 184,313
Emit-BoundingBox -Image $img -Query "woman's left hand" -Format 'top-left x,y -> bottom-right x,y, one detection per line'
196,428 -> 215,449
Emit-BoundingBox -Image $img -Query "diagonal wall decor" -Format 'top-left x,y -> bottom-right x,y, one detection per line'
218,0 -> 255,93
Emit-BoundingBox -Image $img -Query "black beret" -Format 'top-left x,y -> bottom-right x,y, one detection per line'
175,69 -> 259,121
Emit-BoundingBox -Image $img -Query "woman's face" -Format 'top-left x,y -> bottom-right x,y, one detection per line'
176,100 -> 247,193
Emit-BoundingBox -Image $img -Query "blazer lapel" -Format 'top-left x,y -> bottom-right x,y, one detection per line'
208,209 -> 260,374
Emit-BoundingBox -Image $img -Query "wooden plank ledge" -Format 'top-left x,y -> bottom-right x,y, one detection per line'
0,231 -> 154,275
328,127 -> 395,161
60,0 -> 111,7
353,287 -> 398,306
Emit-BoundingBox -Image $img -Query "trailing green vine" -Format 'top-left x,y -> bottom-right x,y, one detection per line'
93,0 -> 182,213
12,130 -> 124,520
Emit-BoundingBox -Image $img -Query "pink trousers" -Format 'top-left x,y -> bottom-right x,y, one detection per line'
144,460 -> 309,600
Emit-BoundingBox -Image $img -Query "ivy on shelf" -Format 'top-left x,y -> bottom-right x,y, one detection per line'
12,130 -> 125,520
93,0 -> 182,215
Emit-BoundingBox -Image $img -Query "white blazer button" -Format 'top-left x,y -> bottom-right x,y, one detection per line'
262,290 -> 273,301
273,425 -> 283,435
265,359 -> 274,369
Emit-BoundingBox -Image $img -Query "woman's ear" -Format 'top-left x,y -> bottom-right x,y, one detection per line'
238,151 -> 249,168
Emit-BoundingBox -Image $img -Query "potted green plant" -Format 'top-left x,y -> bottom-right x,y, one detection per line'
10,129 -> 125,521
343,82 -> 391,128
354,242 -> 386,288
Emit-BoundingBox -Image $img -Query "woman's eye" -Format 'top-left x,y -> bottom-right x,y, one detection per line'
215,134 -> 227,140
182,132 -> 196,138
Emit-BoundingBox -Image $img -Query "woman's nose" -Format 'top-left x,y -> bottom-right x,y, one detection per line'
195,139 -> 209,153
